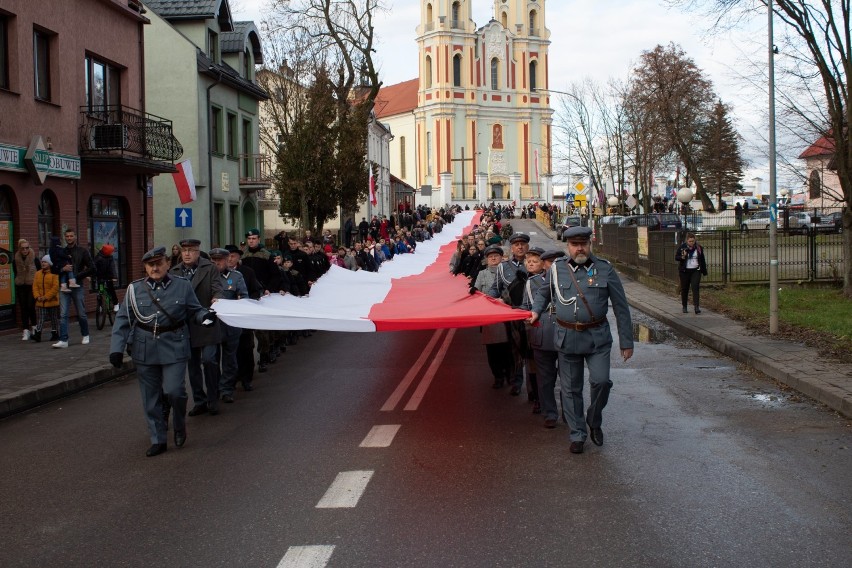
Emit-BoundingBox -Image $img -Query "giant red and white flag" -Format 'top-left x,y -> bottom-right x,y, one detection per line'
369,164 -> 378,206
172,159 -> 196,204
214,211 -> 531,332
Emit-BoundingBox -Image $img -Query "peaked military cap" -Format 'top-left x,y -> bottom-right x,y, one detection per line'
526,247 -> 545,257
224,244 -> 242,256
179,238 -> 201,247
563,226 -> 593,242
541,249 -> 566,261
508,233 -> 530,244
245,228 -> 261,237
483,244 -> 504,257
209,248 -> 230,259
142,246 -> 167,262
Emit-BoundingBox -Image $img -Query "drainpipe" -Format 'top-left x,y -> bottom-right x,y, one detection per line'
206,66 -> 223,247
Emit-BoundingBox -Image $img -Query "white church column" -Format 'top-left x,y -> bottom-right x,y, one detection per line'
543,174 -> 553,204
509,173 -> 521,205
476,173 -> 488,203
440,172 -> 452,207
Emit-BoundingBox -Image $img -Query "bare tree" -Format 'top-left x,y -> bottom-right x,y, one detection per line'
631,43 -> 718,211
667,0 -> 851,295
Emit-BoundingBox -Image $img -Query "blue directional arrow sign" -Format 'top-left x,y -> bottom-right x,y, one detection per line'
175,208 -> 192,228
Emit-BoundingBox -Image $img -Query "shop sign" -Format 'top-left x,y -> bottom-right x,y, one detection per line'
0,138 -> 81,183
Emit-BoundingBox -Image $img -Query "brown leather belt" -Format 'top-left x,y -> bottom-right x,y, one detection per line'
556,317 -> 605,331
136,322 -> 184,333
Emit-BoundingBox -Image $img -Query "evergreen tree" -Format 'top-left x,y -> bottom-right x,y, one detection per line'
699,100 -> 745,212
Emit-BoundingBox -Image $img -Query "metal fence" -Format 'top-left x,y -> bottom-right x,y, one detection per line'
595,224 -> 845,285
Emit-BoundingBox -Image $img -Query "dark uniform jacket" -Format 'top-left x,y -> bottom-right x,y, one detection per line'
170,258 -> 222,348
242,247 -> 282,293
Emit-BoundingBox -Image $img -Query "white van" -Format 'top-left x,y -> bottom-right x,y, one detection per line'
735,197 -> 765,210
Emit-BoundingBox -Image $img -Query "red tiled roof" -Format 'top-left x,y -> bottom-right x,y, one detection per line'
798,134 -> 835,159
374,79 -> 419,119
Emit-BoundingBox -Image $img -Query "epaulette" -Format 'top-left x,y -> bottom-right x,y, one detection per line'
596,257 -> 611,265
131,277 -> 146,284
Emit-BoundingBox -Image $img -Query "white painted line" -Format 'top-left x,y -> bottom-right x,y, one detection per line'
359,424 -> 402,448
277,545 -> 335,568
381,328 -> 445,412
404,328 -> 456,411
316,470 -> 374,508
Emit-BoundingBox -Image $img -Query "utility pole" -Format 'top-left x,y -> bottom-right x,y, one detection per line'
768,1 -> 779,334
450,147 -> 475,200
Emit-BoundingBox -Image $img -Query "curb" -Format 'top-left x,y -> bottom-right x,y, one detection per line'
0,363 -> 136,420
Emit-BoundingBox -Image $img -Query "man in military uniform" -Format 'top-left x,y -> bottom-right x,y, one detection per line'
209,248 -> 248,404
225,244 -> 262,390
529,227 -> 634,454
243,229 -> 282,372
171,238 -> 223,416
109,246 -> 216,457
491,232 -> 530,396
522,249 -> 565,429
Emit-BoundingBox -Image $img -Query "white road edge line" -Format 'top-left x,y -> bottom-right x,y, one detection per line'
403,328 -> 457,411
277,545 -> 335,568
359,424 -> 402,448
315,470 -> 374,508
381,328 -> 445,412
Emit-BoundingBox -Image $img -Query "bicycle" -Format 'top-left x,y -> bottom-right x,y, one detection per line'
95,279 -> 116,330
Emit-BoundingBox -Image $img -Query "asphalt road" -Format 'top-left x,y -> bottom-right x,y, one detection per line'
2,225 -> 850,567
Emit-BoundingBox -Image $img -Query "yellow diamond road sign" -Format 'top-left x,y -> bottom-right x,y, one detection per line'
574,181 -> 586,192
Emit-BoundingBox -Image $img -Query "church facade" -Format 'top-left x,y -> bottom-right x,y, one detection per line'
375,0 -> 554,208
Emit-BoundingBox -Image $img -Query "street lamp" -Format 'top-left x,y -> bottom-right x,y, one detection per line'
677,187 -> 692,233
607,195 -> 618,214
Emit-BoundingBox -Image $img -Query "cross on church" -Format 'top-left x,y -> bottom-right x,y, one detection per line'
450,147 -> 475,200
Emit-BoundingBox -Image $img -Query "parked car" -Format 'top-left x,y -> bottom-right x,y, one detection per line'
598,215 -> 625,225
825,211 -> 844,234
785,212 -> 836,234
740,210 -> 775,232
618,213 -> 682,230
734,197 -> 766,211
557,215 -> 583,241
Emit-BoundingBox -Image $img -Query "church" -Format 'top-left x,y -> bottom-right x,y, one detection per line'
375,0 -> 554,208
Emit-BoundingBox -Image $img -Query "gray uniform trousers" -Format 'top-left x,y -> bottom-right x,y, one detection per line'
110,276 -> 208,445
217,269 -> 248,396
531,256 -> 634,443
523,274 -> 559,420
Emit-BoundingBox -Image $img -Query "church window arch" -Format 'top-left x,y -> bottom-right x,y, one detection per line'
425,55 -> 433,88
490,58 -> 499,90
453,53 -> 462,87
529,60 -> 537,91
501,11 -> 508,28
529,10 -> 538,35
426,3 -> 433,24
809,169 -> 821,199
451,2 -> 461,28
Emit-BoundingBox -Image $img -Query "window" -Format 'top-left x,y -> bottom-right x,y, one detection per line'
453,54 -> 462,87
33,28 -> 51,100
0,16 -> 9,90
426,132 -> 432,176
207,29 -> 219,63
211,106 -> 223,153
85,55 -> 121,113
451,2 -> 460,28
227,112 -> 238,157
529,60 -> 537,92
425,55 -> 432,88
426,3 -> 433,23
400,136 -> 406,179
501,12 -> 507,28
89,195 -> 127,286
809,169 -> 821,199
529,10 -> 538,35
490,58 -> 499,90
243,47 -> 251,79
242,118 -> 252,177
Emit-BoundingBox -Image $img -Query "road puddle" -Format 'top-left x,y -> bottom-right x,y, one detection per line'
633,323 -> 676,343
748,392 -> 787,407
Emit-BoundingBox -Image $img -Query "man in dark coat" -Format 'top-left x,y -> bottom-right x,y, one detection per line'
226,244 -> 260,390
171,238 -> 223,416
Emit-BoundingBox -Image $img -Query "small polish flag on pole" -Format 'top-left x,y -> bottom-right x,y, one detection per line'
173,159 -> 196,204
369,163 -> 377,206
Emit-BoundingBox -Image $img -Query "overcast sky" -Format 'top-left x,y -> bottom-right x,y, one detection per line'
234,0 -> 787,184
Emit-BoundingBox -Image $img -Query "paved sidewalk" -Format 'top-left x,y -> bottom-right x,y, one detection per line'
0,324 -> 134,419
1,222 -> 850,420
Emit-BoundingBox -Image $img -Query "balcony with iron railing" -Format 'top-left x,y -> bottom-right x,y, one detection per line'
78,105 -> 183,173
239,153 -> 273,190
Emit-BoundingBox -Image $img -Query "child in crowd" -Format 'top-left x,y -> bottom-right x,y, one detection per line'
32,255 -> 60,342
49,235 -> 78,292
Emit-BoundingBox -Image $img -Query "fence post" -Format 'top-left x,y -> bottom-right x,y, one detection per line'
722,230 -> 729,285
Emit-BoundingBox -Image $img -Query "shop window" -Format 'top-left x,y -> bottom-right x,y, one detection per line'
89,195 -> 126,286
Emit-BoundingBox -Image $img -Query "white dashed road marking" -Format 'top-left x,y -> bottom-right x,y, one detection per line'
359,425 -> 402,448
404,328 -> 456,411
381,328 -> 445,411
277,545 -> 335,568
316,470 -> 374,508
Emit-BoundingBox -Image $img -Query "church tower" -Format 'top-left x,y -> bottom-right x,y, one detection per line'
414,0 -> 553,205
